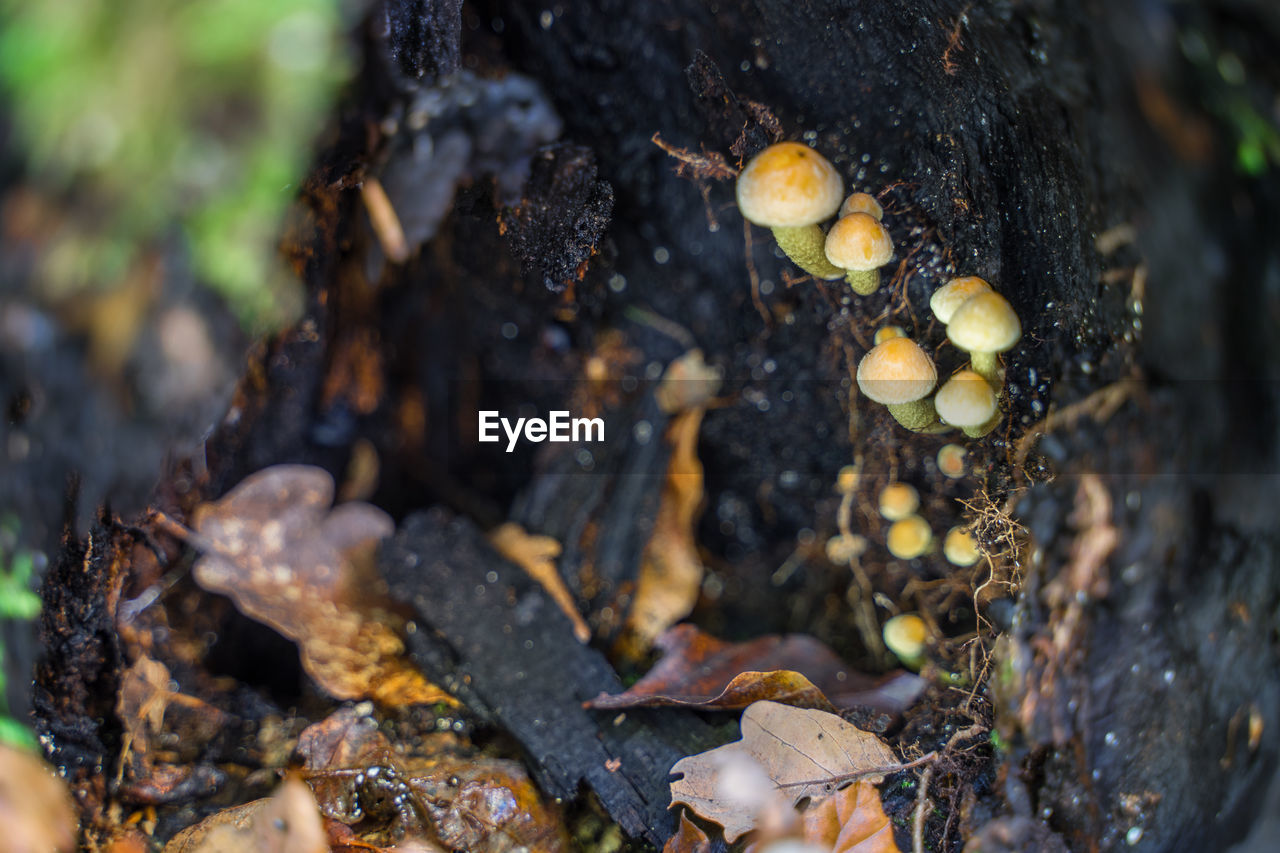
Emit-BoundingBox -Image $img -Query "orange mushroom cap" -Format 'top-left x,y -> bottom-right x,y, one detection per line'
930,276 -> 993,324
934,369 -> 999,427
839,191 -> 884,220
824,212 -> 894,271
856,337 -> 937,405
735,142 -> 843,228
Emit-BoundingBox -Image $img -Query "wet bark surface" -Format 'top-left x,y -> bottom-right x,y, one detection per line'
9,0 -> 1280,850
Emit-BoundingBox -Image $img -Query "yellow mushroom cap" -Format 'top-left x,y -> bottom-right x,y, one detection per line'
878,482 -> 920,521
873,325 -> 906,345
930,276 -> 993,324
937,443 -> 967,479
824,212 -> 894,271
735,142 -> 844,228
839,191 -> 883,220
943,526 -> 981,566
825,533 -> 867,565
883,613 -> 927,662
934,369 -> 999,427
856,337 -> 937,405
947,291 -> 1021,354
835,464 -> 858,495
886,515 -> 932,559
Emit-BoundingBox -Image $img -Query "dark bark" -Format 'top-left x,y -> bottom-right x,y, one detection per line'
24,0 -> 1280,849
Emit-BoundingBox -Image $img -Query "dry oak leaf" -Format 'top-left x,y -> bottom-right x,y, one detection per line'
187,464 -> 454,707
588,624 -> 925,713
0,742 -> 78,853
162,776 -> 327,853
670,701 -> 897,842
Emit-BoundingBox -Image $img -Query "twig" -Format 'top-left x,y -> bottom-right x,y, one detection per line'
912,763 -> 934,853
911,723 -> 987,852
775,751 -> 938,789
361,177 -> 409,264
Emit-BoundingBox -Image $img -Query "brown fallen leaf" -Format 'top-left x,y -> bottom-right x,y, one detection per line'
743,782 -> 901,853
669,701 -> 898,842
617,406 -> 706,658
295,706 -> 570,852
0,742 -> 78,853
171,464 -> 454,707
162,776 -> 327,853
663,811 -> 712,853
489,522 -> 590,642
587,624 -> 925,713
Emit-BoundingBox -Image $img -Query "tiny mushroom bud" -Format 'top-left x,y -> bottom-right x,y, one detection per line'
878,482 -> 920,521
883,613 -> 927,668
930,276 -> 992,324
934,369 -> 1000,438
886,515 -> 933,560
835,464 -> 858,495
937,443 -> 967,479
856,337 -> 938,431
946,291 -> 1022,386
839,191 -> 883,220
824,212 -> 894,295
943,526 -> 981,567
874,324 -> 906,345
737,142 -> 845,280
825,533 -> 867,565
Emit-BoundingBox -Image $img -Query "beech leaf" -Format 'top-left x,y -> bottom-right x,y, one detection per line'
669,701 -> 897,842
185,464 -> 454,706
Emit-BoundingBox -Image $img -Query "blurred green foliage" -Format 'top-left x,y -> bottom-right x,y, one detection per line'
0,0 -> 351,330
0,516 -> 40,748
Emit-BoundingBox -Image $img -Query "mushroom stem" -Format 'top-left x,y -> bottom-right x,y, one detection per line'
886,398 -> 939,432
772,225 -> 846,280
968,351 -> 1003,387
845,267 -> 881,295
961,411 -> 1002,439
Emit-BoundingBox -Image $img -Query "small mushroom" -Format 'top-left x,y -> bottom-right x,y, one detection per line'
838,191 -> 883,220
943,526 -> 981,567
886,515 -> 933,560
835,464 -> 858,495
929,276 -> 992,324
874,324 -> 906,345
856,337 -> 938,431
825,533 -> 867,565
736,142 -> 845,280
878,482 -> 920,521
934,369 -> 1000,437
936,443 -> 967,479
946,290 -> 1021,386
824,212 -> 894,294
883,613 -> 927,669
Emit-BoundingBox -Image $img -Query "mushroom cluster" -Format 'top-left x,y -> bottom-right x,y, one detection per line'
736,143 -> 894,293
737,146 -> 1023,438
931,276 -> 1022,437
852,276 -> 1021,437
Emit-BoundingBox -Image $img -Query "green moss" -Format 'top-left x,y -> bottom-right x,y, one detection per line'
0,0 -> 351,330
0,516 -> 41,748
